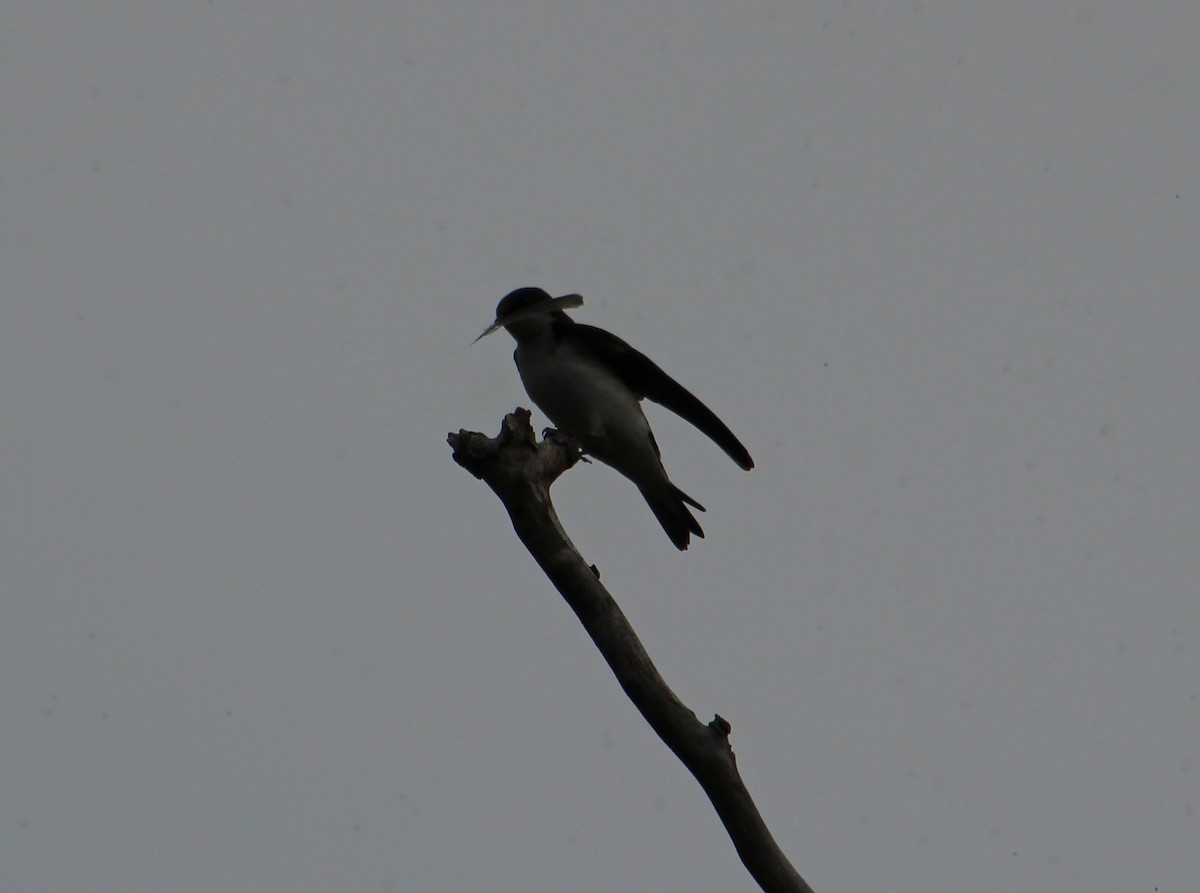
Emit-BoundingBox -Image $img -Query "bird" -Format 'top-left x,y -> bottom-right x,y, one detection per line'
474,287 -> 753,549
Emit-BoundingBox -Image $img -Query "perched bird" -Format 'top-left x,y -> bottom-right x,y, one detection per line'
474,287 -> 753,549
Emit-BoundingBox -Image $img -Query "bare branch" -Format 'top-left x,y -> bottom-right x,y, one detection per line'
449,411 -> 815,893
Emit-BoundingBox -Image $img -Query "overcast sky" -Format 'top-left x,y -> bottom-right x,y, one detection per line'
3,2 -> 1198,891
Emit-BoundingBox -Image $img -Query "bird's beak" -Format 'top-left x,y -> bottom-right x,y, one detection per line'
470,294 -> 584,344
469,320 -> 507,345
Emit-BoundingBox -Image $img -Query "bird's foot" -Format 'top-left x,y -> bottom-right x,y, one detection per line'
542,428 -> 592,463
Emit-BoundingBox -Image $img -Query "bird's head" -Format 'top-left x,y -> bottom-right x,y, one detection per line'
472,288 -> 583,344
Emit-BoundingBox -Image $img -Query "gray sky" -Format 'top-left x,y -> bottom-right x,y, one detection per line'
3,2 -> 1197,891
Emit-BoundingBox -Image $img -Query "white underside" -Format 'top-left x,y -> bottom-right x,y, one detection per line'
515,339 -> 667,488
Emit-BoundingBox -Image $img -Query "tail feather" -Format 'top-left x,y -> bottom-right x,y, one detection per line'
638,483 -> 706,550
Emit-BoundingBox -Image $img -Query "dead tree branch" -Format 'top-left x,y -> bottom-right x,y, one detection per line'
448,410 -> 814,893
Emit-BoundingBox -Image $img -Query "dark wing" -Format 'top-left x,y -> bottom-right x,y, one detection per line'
572,324 -> 754,470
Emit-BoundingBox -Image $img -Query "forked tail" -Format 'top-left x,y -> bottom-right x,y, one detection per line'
638,483 -> 706,550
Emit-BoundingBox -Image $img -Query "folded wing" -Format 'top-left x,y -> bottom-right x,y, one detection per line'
572,324 -> 754,470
